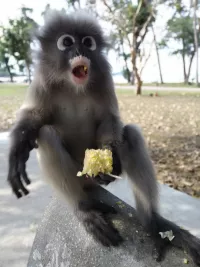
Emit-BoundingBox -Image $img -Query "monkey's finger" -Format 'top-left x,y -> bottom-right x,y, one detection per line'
93,176 -> 110,185
8,151 -> 22,197
15,172 -> 29,196
98,220 -> 123,246
16,146 -> 31,185
7,176 -> 23,198
92,201 -> 117,214
92,218 -> 123,247
7,171 -> 23,198
84,212 -> 123,247
152,237 -> 169,262
18,162 -> 31,185
99,173 -> 116,183
8,165 -> 29,197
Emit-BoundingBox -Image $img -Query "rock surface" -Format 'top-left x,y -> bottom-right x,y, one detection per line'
28,186 -> 197,267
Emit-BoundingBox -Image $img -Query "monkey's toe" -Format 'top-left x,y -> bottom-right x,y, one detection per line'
83,210 -> 123,247
93,173 -> 116,186
151,236 -> 170,262
188,242 -> 200,266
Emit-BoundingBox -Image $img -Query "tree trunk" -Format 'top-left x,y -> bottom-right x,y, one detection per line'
119,31 -> 131,83
181,53 -> 187,84
193,0 -> 199,86
186,52 -> 195,83
5,60 -> 13,82
123,55 -> 131,84
130,72 -> 135,85
131,0 -> 144,94
126,67 -> 131,83
132,50 -> 142,95
152,25 -> 164,84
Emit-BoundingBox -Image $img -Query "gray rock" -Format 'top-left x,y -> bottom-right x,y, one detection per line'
28,186 -> 196,267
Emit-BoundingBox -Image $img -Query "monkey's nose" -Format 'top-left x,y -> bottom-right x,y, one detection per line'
75,49 -> 81,57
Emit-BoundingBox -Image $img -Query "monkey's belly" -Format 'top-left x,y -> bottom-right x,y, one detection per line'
54,122 -> 97,164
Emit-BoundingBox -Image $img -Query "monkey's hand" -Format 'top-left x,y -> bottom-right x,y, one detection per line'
7,125 -> 38,198
92,144 -> 122,186
78,200 -> 123,247
93,173 -> 116,186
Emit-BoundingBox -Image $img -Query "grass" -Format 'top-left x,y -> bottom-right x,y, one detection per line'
144,82 -> 200,88
0,83 -> 27,96
115,82 -> 200,88
0,83 -> 200,97
0,83 -> 199,198
115,88 -> 200,96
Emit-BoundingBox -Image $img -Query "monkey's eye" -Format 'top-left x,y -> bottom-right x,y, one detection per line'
57,34 -> 75,51
82,36 -> 96,51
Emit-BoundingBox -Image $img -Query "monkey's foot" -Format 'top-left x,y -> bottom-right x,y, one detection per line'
78,200 -> 123,247
185,236 -> 200,266
151,236 -> 170,262
151,233 -> 200,266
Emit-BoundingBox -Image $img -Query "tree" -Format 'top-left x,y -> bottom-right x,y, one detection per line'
67,0 -> 81,9
2,7 -> 37,83
151,25 -> 164,84
102,0 -> 156,95
161,15 -> 198,84
191,0 -> 199,86
41,4 -> 66,20
131,0 -> 155,94
0,27 -> 15,82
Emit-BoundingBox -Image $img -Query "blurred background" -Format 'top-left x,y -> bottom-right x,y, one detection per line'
0,1 -> 200,267
0,0 -> 199,86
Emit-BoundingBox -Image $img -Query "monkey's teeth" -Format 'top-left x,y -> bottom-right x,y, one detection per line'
69,56 -> 90,69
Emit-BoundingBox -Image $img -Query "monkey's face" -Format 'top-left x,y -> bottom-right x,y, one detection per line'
56,34 -> 94,87
37,11 -> 110,91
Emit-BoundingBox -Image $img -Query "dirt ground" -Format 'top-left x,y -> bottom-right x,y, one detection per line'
118,94 -> 200,198
0,91 -> 200,198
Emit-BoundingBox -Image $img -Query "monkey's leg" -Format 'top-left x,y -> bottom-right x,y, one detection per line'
120,124 -> 200,265
37,126 -> 123,247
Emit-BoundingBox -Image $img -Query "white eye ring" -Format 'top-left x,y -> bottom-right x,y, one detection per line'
82,36 -> 96,51
57,34 -> 75,51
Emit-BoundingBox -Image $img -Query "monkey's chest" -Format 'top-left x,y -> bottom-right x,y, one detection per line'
54,102 -> 98,160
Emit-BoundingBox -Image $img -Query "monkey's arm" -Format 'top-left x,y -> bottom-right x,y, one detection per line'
7,83 -> 52,198
96,113 -> 123,177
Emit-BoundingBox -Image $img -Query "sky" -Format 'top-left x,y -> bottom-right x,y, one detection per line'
0,0 -> 198,83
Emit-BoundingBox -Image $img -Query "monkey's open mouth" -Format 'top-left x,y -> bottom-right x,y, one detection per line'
70,56 -> 90,85
72,65 -> 88,79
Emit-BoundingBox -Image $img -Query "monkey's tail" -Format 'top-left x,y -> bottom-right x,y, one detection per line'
151,212 -> 200,266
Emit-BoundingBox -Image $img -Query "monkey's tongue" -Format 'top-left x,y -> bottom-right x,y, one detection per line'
72,65 -> 87,79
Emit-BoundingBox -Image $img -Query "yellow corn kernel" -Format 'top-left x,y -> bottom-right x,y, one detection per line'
77,149 -> 113,177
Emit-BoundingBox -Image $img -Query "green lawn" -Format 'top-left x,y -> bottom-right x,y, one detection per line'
0,83 -> 27,96
0,83 -> 200,97
115,82 -> 200,88
115,88 -> 200,96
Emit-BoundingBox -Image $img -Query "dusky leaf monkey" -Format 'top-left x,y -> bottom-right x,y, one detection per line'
7,10 -> 200,265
